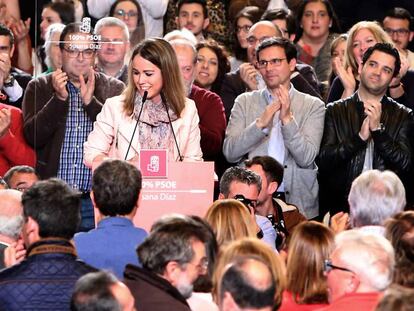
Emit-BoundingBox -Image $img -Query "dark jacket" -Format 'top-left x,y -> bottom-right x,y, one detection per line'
5,67 -> 32,109
22,72 -> 124,179
0,239 -> 97,310
220,63 -> 321,121
317,92 -> 414,215
124,264 -> 191,311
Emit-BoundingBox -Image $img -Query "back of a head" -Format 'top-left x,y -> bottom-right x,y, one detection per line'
71,271 -> 122,311
334,230 -> 395,291
92,159 -> 142,217
219,255 -> 276,310
205,199 -> 257,247
348,170 -> 406,227
213,237 -> 285,308
138,218 -> 207,274
375,285 -> 414,311
219,166 -> 262,197
286,221 -> 334,304
22,178 -> 81,240
245,156 -> 284,186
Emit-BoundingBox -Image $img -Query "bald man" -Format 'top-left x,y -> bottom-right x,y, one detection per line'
0,189 -> 23,269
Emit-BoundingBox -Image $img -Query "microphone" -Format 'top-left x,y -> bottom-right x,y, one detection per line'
124,90 -> 148,160
161,92 -> 183,161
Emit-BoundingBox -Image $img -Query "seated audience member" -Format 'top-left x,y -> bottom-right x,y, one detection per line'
245,156 -> 306,247
219,166 -> 277,249
71,271 -> 135,311
279,221 -> 334,311
0,179 -> 97,310
218,256 -> 276,311
194,39 -> 230,96
175,0 -> 210,43
261,8 -> 296,42
223,37 -> 325,220
83,38 -> 202,166
94,17 -> 130,84
109,0 -> 145,49
123,217 -> 209,311
88,0 -> 167,38
0,104 -> 35,176
327,21 -> 414,110
375,285 -> 414,311
74,159 -> 147,278
347,170 -> 406,235
294,0 -> 341,94
212,238 -> 286,309
385,211 -> 414,288
0,189 -> 22,269
169,38 -> 226,170
321,230 -> 394,311
383,7 -> 414,69
205,199 -> 257,247
220,20 -> 321,120
319,43 -> 413,216
3,165 -> 38,192
42,23 -> 65,75
0,23 -> 32,109
230,6 -> 264,71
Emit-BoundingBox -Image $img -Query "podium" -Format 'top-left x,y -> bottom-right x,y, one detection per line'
135,161 -> 215,231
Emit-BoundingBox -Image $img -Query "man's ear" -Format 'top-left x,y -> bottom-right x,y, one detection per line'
220,292 -> 240,311
268,181 -> 278,195
25,216 -> 40,243
202,18 -> 210,30
288,57 -> 297,72
90,191 -> 102,223
9,44 -> 15,58
163,261 -> 182,286
218,193 -> 225,200
345,273 -> 361,294
409,31 -> 414,42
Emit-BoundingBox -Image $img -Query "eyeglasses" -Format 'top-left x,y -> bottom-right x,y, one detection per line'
384,28 -> 410,37
256,58 -> 287,69
114,9 -> 138,18
63,47 -> 95,59
246,36 -> 271,45
233,194 -> 258,210
323,259 -> 354,274
186,258 -> 209,273
236,25 -> 251,33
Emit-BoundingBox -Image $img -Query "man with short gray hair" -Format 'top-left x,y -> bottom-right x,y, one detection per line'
322,230 -> 394,311
94,17 -> 130,84
0,189 -> 23,269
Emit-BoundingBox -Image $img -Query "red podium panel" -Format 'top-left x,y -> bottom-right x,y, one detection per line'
134,161 -> 215,231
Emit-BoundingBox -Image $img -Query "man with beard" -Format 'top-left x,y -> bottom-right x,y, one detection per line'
123,217 -> 209,311
22,22 -> 125,231
318,43 -> 414,216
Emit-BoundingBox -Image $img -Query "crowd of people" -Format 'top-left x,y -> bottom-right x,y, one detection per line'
0,0 -> 414,310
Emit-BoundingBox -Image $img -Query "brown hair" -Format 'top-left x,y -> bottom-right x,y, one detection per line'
212,237 -> 286,308
123,38 -> 186,116
204,199 -> 256,247
286,221 -> 334,304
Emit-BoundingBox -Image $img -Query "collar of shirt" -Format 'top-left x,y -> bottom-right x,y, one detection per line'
263,83 -> 294,105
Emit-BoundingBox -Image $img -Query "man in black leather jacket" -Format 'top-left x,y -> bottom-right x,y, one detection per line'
318,43 -> 414,216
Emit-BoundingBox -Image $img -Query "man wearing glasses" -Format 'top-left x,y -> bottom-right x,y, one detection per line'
321,230 -> 394,311
383,7 -> 414,69
223,37 -> 325,220
22,22 -> 124,232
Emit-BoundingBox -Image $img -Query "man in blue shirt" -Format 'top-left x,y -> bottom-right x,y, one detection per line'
74,159 -> 147,278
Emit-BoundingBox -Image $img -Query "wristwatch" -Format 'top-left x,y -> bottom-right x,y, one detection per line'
372,123 -> 385,133
3,75 -> 15,87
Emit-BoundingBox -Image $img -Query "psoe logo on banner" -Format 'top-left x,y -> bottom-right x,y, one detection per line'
140,150 -> 168,178
80,17 -> 91,33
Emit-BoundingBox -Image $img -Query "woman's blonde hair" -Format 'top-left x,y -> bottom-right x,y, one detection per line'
212,237 -> 286,308
123,38 -> 186,116
286,221 -> 335,304
345,21 -> 394,76
205,199 -> 256,247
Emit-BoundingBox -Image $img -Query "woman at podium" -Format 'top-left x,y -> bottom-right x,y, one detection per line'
83,38 -> 203,167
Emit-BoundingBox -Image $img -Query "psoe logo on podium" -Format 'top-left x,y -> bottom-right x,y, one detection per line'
139,149 -> 168,178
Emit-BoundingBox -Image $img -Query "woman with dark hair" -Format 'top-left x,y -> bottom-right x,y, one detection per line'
230,6 -> 263,71
194,39 -> 230,95
40,2 -> 75,41
279,221 -> 334,311
109,0 -> 145,48
295,0 -> 341,92
84,38 -> 203,165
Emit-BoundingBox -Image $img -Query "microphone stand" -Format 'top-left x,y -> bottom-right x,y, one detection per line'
161,92 -> 183,161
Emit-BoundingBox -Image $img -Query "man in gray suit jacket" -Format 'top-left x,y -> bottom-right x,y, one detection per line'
223,37 -> 325,219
